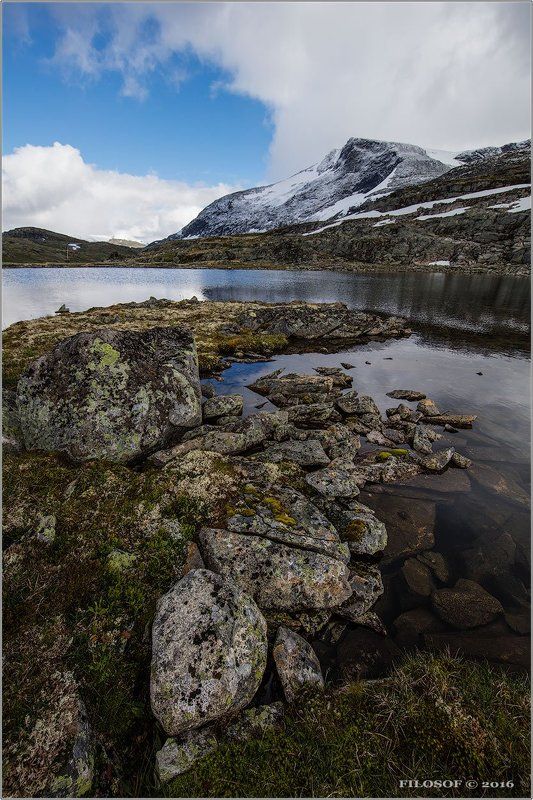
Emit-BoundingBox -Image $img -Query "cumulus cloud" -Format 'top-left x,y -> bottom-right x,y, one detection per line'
44,2 -> 530,178
2,142 -> 237,242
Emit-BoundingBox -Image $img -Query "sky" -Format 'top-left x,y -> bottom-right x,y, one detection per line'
3,1 -> 531,243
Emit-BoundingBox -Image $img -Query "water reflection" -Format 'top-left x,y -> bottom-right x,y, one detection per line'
3,267 -> 530,335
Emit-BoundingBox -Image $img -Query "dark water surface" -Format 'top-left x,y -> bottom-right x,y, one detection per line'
3,267 -> 530,335
3,266 -> 530,668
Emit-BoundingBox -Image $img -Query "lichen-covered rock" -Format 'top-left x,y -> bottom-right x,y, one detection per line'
417,398 -> 441,416
248,371 -> 339,407
227,489 -> 349,562
338,564 -> 384,618
386,390 -> 426,401
337,392 -> 380,417
260,439 -> 330,467
3,671 -> 94,798
155,726 -> 218,784
273,626 -> 324,701
202,394 -> 243,420
199,528 -> 352,611
287,402 -> 342,428
421,447 -> 455,472
317,500 -> 387,556
306,457 -> 364,498
225,702 -> 285,742
35,513 -> 57,544
313,366 -> 353,387
150,569 -> 267,736
16,327 -> 201,463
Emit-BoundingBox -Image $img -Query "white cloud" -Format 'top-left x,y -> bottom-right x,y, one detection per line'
46,2 -> 530,178
2,142 -> 237,242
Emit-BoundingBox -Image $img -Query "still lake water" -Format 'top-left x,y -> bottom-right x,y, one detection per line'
3,267 -> 531,651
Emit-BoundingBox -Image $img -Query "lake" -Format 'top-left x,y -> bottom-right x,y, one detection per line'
3,266 -> 531,664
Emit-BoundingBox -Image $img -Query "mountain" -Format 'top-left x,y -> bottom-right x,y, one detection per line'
108,237 -> 145,249
140,143 -> 530,275
2,228 -> 135,264
179,138 -> 455,239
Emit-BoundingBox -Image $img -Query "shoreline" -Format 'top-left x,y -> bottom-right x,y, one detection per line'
3,261 -> 530,277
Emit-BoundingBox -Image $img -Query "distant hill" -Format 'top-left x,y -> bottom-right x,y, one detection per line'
2,227 -> 136,264
108,238 -> 145,249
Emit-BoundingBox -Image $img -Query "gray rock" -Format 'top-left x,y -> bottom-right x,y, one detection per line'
225,702 -> 284,742
156,726 -> 218,784
451,452 -> 472,469
306,457 -> 364,498
248,371 -> 339,407
199,528 -> 352,612
421,447 -> 455,472
273,627 -> 324,701
203,394 -> 243,421
35,514 -> 56,544
321,501 -> 387,556
287,403 -> 341,428
150,569 -> 267,736
366,430 -> 393,446
337,392 -> 380,417
16,327 -> 201,463
343,610 -> 387,635
431,578 -> 503,629
201,383 -> 216,399
386,390 -> 426,400
416,398 -> 441,416
226,489 -> 349,562
261,439 -> 330,467
412,426 -> 433,455
313,367 -> 353,387
182,542 -> 205,575
338,564 -> 384,618
422,413 -> 477,428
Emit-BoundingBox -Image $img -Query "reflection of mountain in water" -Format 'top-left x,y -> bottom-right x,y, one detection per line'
203,271 -> 530,337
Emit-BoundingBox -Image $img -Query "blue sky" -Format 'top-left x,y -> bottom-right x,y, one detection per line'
3,3 -> 273,186
3,2 -> 529,242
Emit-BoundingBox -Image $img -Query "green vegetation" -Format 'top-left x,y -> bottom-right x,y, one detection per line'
2,227 -> 133,264
2,450 -> 208,796
165,652 -> 530,799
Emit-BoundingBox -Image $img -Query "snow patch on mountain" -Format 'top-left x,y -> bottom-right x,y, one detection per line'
179,138 -> 453,239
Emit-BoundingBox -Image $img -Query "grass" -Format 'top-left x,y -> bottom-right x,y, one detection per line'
2,450 -> 208,796
164,652 -> 530,799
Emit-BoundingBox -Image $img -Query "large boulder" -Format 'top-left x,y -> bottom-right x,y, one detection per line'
199,528 -> 352,612
16,327 -> 202,463
150,569 -> 267,736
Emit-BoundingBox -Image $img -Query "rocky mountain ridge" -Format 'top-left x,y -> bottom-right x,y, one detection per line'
177,137 -> 530,239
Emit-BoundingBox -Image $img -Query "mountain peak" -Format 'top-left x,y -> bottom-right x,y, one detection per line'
178,136 -> 529,240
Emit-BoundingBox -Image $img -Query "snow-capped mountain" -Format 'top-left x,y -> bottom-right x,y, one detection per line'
179,137 -> 456,239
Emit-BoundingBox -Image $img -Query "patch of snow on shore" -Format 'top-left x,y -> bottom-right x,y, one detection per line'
417,207 -> 468,220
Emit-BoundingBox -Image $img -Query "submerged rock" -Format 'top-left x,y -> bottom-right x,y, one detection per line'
16,327 -> 201,463
431,579 -> 503,629
150,569 -> 267,736
273,626 -> 324,701
199,528 -> 352,612
401,557 -> 434,596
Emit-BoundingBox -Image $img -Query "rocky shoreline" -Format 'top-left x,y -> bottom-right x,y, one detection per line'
2,299 -> 530,797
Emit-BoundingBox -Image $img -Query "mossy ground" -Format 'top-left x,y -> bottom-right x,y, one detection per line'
2,450 -> 209,796
164,652 -> 530,799
2,299 -> 289,389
